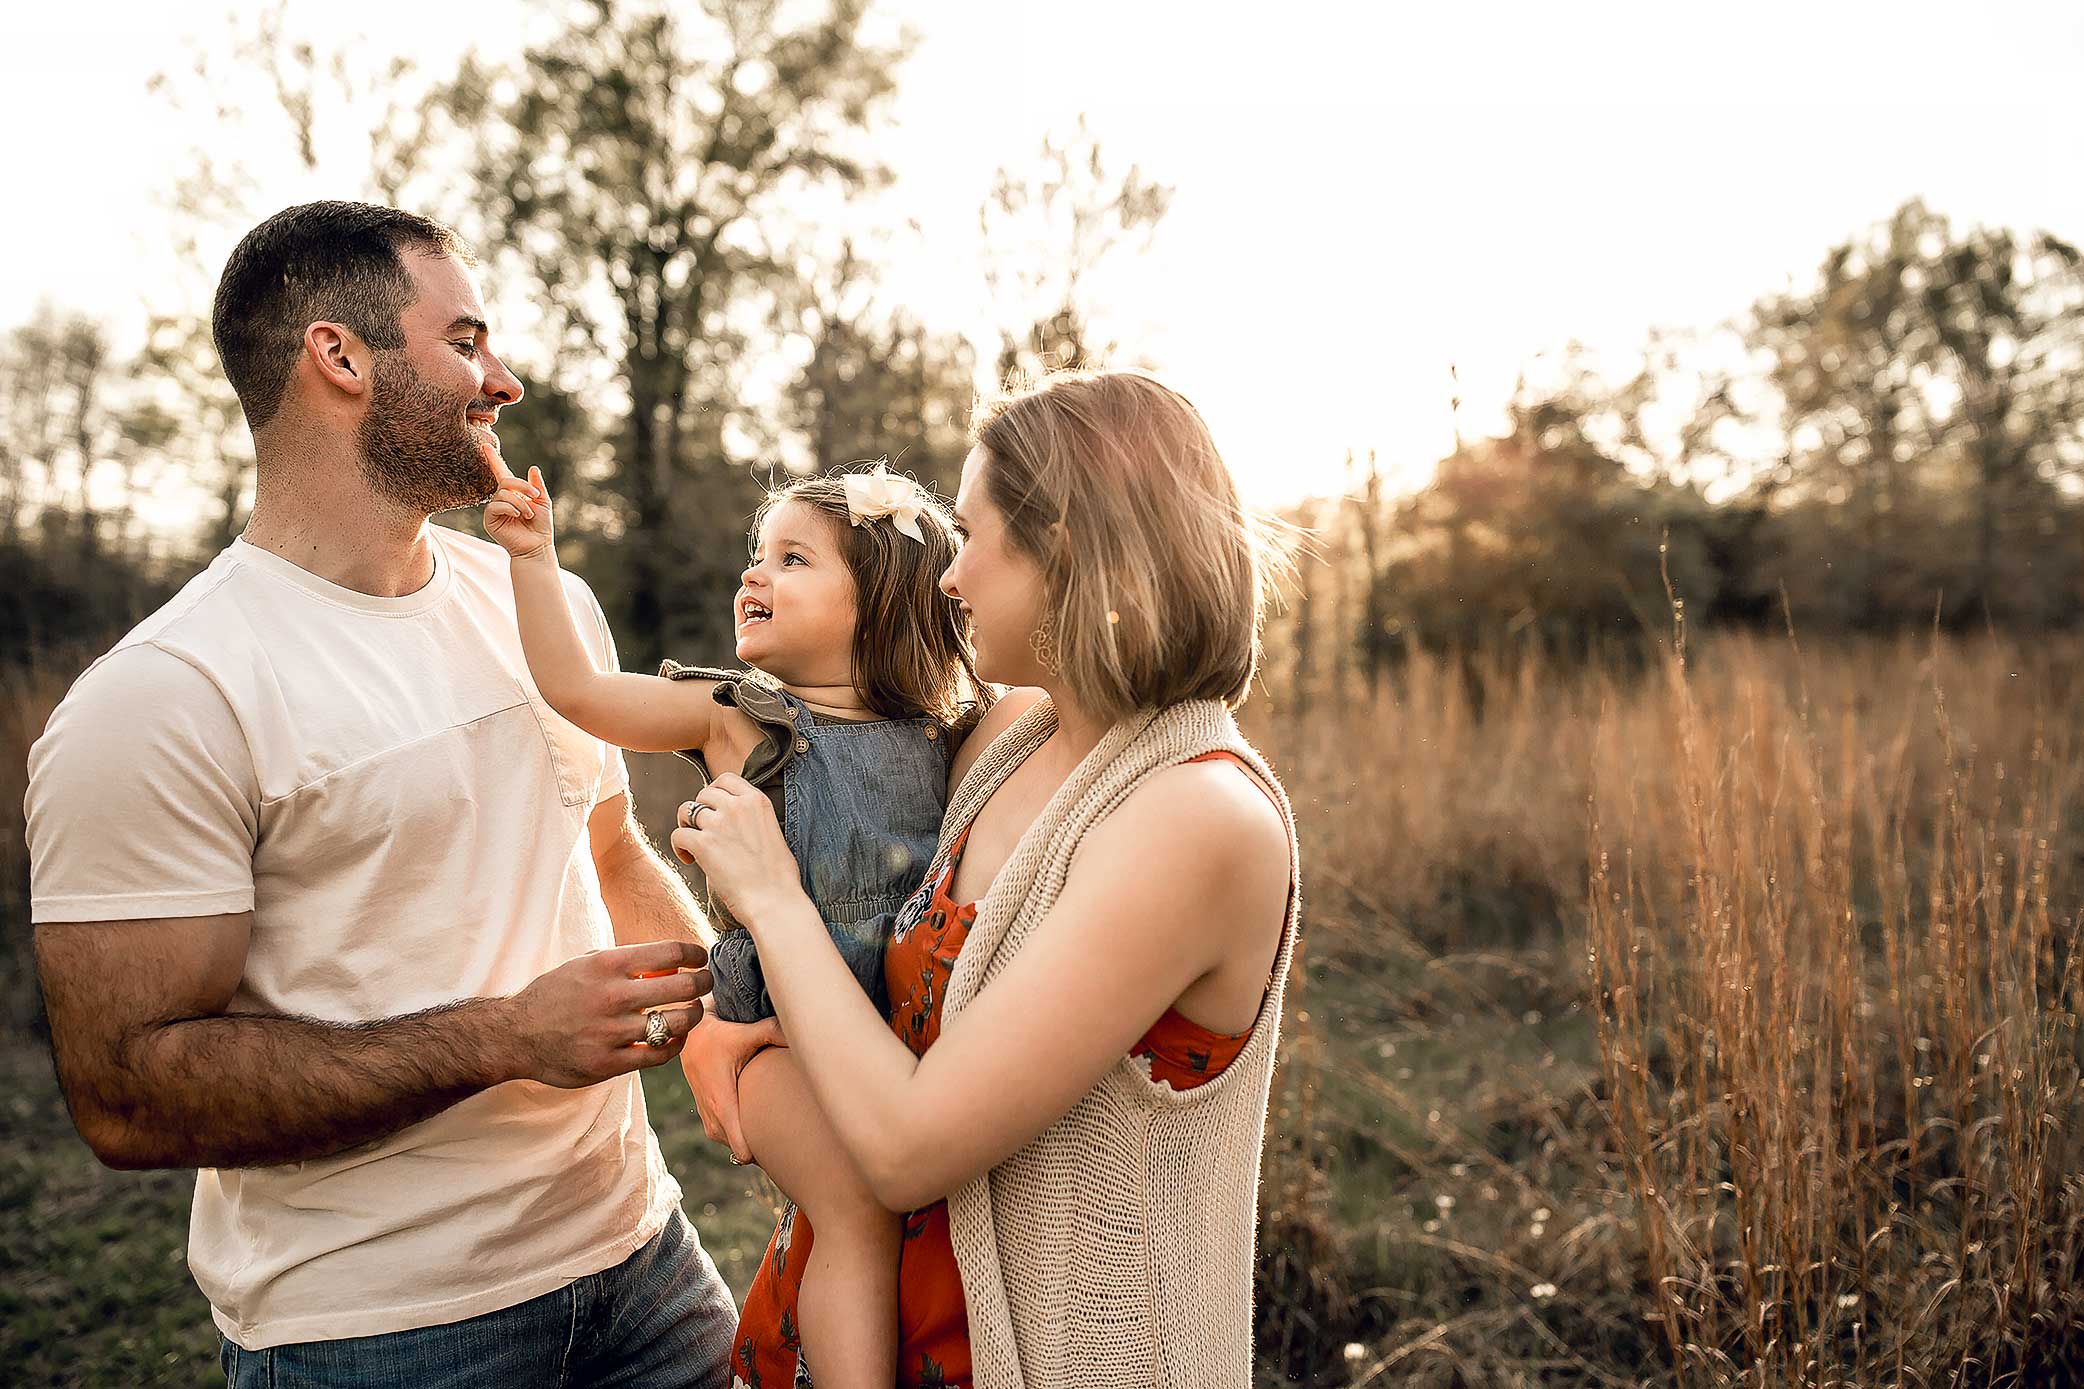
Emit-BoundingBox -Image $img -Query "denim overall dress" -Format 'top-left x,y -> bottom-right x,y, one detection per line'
661,661 -> 957,1023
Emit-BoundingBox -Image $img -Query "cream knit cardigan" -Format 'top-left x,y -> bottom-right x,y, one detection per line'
933,696 -> 1302,1388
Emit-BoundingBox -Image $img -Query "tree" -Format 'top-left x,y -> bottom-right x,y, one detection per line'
1918,221 -> 2084,623
138,1 -> 453,552
1371,372 -> 1722,663
442,0 -> 909,667
1744,203 -> 1947,626
1740,200 -> 2084,628
780,240 -> 976,499
0,312 -> 186,656
980,115 -> 1172,382
0,312 -> 117,549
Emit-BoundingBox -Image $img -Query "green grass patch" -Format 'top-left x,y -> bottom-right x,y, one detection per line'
0,1039 -> 777,1386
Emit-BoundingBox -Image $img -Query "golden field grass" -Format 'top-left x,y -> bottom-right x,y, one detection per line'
5,631 -> 2082,1386
1247,632 -> 2084,1386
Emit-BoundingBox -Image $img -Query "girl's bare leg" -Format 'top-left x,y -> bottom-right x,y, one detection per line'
739,1046 -> 899,1388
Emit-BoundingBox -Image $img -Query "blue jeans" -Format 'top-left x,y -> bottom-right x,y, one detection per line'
219,1210 -> 735,1388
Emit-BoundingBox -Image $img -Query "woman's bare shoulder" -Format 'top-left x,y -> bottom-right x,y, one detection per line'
1118,757 -> 1287,866
947,686 -> 1048,789
1057,757 -> 1288,996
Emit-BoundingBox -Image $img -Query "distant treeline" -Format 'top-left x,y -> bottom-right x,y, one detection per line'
8,208 -> 2082,688
1278,199 -> 2084,688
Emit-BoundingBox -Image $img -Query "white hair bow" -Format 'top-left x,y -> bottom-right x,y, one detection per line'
841,465 -> 926,543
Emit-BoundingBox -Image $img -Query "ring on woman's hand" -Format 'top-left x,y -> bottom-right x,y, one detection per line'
642,1011 -> 672,1049
728,1154 -> 746,1166
681,800 -> 708,831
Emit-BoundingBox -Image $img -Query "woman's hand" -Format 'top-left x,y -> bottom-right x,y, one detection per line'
679,1013 -> 787,1163
670,775 -> 805,927
484,464 -> 554,561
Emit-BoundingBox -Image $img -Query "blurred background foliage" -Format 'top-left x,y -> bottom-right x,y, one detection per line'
6,1 -> 2084,1385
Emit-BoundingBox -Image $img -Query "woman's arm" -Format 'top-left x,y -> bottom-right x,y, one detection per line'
677,762 -> 1288,1211
486,468 -> 718,753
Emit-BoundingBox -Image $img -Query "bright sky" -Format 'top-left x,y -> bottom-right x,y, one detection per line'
6,0 -> 2084,508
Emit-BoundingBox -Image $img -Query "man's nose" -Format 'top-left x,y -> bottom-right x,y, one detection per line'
482,352 -> 524,406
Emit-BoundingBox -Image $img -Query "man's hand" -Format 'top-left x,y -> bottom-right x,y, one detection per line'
501,938 -> 712,1088
680,1013 -> 787,1163
484,463 -> 554,561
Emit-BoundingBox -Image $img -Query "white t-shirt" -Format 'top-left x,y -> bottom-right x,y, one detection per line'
25,527 -> 683,1349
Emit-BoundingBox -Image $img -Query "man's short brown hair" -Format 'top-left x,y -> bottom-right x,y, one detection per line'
211,201 -> 472,430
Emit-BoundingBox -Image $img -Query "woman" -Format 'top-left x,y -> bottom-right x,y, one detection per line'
678,369 -> 1300,1387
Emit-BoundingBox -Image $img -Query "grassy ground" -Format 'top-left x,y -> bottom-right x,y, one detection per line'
9,632 -> 2084,1386
2,1042 -> 207,1386
0,1037 -> 779,1387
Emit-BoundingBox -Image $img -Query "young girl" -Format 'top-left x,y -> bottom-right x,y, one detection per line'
484,459 -> 982,1389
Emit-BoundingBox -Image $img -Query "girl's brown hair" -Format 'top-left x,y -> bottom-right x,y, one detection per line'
975,369 -> 1277,725
752,467 -> 984,725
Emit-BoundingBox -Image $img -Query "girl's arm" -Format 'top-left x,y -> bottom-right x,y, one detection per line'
485,466 -> 718,753
675,761 -> 1289,1212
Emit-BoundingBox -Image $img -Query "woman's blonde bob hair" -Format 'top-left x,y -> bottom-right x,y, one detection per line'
973,369 -> 1274,725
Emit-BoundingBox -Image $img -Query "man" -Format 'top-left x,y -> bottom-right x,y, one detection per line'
26,202 -> 747,1385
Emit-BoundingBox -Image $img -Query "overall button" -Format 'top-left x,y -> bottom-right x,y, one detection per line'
794,737 -> 811,754
924,725 -> 940,741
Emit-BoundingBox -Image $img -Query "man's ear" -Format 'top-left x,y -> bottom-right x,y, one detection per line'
303,322 -> 372,399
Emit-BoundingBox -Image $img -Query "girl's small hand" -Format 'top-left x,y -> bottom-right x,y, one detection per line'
484,465 -> 554,560
679,1013 -> 787,1163
671,775 -> 804,926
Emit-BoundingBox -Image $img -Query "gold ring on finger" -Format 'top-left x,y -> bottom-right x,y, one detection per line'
642,1010 -> 672,1049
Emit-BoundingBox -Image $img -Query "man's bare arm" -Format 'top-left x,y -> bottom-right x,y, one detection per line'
35,913 -> 710,1171
589,793 -> 715,950
585,793 -> 791,1158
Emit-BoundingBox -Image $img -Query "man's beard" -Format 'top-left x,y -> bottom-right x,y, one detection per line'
356,353 -> 501,515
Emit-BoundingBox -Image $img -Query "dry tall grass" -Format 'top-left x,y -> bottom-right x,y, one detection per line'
1591,630 -> 2084,1386
1251,632 -> 2084,1385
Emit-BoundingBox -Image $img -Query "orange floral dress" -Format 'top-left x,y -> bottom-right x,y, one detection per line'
729,752 -> 1265,1389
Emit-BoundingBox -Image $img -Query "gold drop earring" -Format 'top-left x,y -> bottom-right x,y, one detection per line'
1028,611 -> 1061,674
